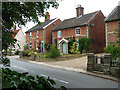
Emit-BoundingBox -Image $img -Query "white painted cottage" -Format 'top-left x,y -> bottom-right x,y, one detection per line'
12,25 -> 26,51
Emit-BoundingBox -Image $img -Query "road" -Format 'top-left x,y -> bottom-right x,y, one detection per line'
5,57 -> 118,88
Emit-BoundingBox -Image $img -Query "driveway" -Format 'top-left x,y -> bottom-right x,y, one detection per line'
45,56 -> 87,70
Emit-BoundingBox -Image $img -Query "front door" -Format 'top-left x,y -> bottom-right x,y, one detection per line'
62,42 -> 66,54
41,42 -> 43,52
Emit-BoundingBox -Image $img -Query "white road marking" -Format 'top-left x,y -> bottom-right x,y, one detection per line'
12,66 -> 27,71
59,80 -> 69,84
41,74 -> 48,77
12,66 -> 69,84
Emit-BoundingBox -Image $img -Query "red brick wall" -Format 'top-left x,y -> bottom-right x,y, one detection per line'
53,26 -> 87,47
53,11 -> 105,53
89,11 -> 105,53
45,19 -> 61,44
26,18 -> 61,50
26,29 -> 44,49
106,21 -> 119,45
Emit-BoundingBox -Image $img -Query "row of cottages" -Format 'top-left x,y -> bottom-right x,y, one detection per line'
52,5 -> 105,54
25,5 -> 105,54
25,3 -> 119,54
25,12 -> 61,52
105,4 -> 120,46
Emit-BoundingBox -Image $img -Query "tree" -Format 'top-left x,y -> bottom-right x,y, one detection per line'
2,2 -> 59,54
1,1 -> 67,89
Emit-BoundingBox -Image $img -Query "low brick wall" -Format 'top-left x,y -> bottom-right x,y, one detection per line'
87,53 -> 120,77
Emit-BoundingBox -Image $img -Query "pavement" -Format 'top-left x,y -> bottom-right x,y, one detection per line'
8,55 -> 119,82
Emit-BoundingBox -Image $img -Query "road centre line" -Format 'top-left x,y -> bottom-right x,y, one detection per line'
12,65 -> 27,71
12,65 -> 69,84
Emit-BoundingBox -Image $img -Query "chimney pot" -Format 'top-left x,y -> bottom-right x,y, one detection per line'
76,4 -> 84,17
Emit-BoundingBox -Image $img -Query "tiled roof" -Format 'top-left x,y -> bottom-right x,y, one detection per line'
25,18 -> 56,33
52,11 -> 99,31
12,29 -> 20,38
105,6 -> 120,22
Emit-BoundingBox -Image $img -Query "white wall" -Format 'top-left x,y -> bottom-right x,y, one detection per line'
14,30 -> 26,51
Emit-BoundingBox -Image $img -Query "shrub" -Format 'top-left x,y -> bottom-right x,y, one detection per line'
37,41 -> 41,52
54,38 -> 57,49
68,36 -> 76,53
46,45 -> 60,58
24,45 -> 28,50
78,38 -> 90,54
2,68 -> 66,89
104,45 -> 120,59
15,49 -> 19,55
70,42 -> 78,54
23,49 -> 31,56
44,43 -> 51,51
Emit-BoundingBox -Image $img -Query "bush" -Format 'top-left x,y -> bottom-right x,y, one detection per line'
78,38 -> 90,54
46,45 -> 60,58
15,49 -> 19,55
104,45 -> 120,59
68,36 -> 76,53
70,42 -> 78,54
2,68 -> 66,89
23,49 -> 31,56
44,43 -> 51,51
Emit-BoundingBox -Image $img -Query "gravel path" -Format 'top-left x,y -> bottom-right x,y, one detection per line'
45,56 -> 87,70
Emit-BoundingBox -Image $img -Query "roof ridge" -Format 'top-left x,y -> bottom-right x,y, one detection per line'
25,18 -> 56,33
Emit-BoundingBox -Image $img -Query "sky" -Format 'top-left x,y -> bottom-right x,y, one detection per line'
19,0 -> 120,34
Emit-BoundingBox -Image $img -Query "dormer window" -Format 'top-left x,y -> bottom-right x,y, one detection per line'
76,27 -> 80,36
36,30 -> 39,38
30,32 -> 32,39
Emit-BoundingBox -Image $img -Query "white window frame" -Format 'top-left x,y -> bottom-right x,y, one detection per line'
36,30 -> 39,38
30,32 -> 32,39
76,27 -> 80,36
58,31 -> 61,38
30,41 -> 32,49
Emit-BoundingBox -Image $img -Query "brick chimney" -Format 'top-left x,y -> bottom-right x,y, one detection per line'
45,12 -> 50,22
76,5 -> 84,17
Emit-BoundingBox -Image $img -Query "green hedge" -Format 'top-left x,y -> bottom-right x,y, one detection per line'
46,45 -> 60,58
104,45 -> 120,59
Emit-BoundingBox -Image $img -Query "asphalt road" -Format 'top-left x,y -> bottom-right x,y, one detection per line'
5,57 -> 118,88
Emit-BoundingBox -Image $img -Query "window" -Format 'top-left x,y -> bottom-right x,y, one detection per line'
30,41 -> 32,48
76,27 -> 80,36
30,32 -> 32,38
36,30 -> 39,38
58,31 -> 61,38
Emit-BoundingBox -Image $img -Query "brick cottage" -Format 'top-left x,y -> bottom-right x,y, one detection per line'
52,5 -> 105,54
105,3 -> 120,46
25,12 -> 61,52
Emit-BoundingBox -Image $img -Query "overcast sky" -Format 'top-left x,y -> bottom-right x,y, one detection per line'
20,0 -> 120,34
